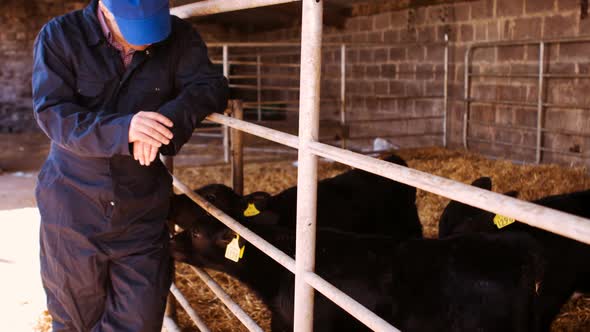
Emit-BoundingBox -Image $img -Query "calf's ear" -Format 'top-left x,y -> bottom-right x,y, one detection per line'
215,229 -> 239,248
471,177 -> 492,190
240,191 -> 271,217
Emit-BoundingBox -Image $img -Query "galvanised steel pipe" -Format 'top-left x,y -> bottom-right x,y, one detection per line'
172,175 -> 296,273
203,113 -> 590,244
188,266 -> 264,332
468,137 -> 590,159
170,0 -> 300,18
340,44 -> 347,149
256,55 -> 262,122
304,272 -> 400,332
222,46 -> 230,164
463,46 -> 472,149
207,41 -> 448,48
308,141 -> 590,245
443,33 -> 449,148
536,42 -> 545,164
169,283 -> 211,332
162,316 -> 182,332
293,0 -> 323,330
230,101 -> 244,196
206,113 -> 299,149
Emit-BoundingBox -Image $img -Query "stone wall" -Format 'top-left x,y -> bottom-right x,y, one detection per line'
2,0 -> 590,166
0,1 -> 86,132
241,0 -> 590,165
0,0 -> 236,133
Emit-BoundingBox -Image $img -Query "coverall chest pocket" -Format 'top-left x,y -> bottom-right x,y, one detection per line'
130,78 -> 173,112
75,77 -> 108,110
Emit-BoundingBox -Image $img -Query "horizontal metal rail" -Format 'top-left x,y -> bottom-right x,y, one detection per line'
345,133 -> 444,140
171,174 -> 398,331
229,84 -> 300,91
208,113 -> 299,148
374,95 -> 444,100
170,0 -> 300,18
207,41 -> 447,48
469,120 -> 590,138
206,113 -> 590,245
243,99 -> 301,105
468,137 -> 590,159
470,73 -> 590,79
229,74 -> 299,80
169,283 -> 211,332
465,98 -> 537,108
346,115 -> 444,123
243,105 -> 300,112
465,98 -> 590,111
213,60 -> 301,68
307,140 -> 590,244
466,35 -> 590,48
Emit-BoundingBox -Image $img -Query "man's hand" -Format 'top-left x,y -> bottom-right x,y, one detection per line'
128,111 -> 174,147
133,141 -> 160,166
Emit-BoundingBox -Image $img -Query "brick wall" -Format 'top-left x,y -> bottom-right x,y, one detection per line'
3,0 -> 590,166
238,0 -> 590,166
0,0 -> 86,133
0,0 -> 236,133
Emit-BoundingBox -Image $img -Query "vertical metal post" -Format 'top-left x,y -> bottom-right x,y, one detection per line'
293,0 -> 323,331
257,54 -> 262,122
536,42 -> 545,164
340,44 -> 347,149
223,45 -> 230,163
463,47 -> 473,149
161,153 -> 177,327
230,100 -> 244,196
443,33 -> 449,147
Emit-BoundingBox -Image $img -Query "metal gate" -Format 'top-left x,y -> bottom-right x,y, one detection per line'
163,1 -> 590,331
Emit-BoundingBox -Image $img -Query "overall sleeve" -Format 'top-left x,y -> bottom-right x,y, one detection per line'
32,27 -> 133,158
158,26 -> 229,156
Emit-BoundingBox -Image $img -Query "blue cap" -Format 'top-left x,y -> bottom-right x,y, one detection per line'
102,0 -> 171,45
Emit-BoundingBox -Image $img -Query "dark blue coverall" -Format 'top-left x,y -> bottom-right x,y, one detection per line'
31,1 -> 228,330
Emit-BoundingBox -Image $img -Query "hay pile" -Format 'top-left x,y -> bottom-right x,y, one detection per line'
34,147 -> 590,331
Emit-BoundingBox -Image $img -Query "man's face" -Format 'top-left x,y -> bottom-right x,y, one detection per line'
98,0 -> 151,51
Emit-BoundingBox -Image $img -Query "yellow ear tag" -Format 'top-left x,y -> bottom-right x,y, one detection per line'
225,235 -> 245,262
493,214 -> 516,229
243,203 -> 261,217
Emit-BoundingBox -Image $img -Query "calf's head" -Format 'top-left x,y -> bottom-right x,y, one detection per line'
439,177 -> 518,237
168,184 -> 242,230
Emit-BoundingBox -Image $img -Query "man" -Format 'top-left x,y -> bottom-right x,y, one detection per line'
32,0 -> 228,330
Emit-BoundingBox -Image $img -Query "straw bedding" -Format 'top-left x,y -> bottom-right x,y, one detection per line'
35,147 -> 590,331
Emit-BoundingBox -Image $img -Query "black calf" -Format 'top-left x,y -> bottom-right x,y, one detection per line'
439,177 -> 590,329
390,232 -> 545,332
170,215 -> 395,331
170,153 -> 422,241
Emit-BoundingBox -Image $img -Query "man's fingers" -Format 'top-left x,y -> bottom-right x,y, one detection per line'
138,126 -> 170,146
149,145 -> 158,164
141,112 -> 173,128
133,142 -> 140,161
135,132 -> 163,148
139,119 -> 173,141
143,143 -> 151,166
